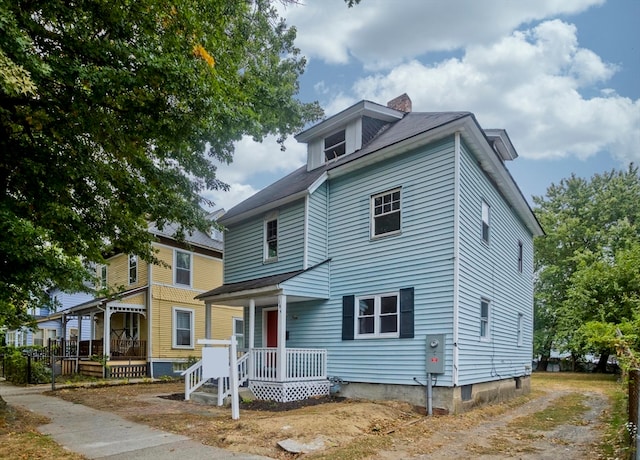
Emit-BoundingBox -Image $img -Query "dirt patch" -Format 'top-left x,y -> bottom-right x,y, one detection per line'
47,374 -> 622,459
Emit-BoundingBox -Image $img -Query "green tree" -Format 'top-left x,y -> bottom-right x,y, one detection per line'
533,165 -> 640,370
0,0 -> 322,327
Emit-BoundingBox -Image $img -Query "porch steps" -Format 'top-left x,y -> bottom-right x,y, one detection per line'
190,386 -> 255,406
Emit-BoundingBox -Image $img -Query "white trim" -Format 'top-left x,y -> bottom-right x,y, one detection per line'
174,249 -> 192,287
517,312 -> 524,347
263,211 -> 279,263
172,307 -> 195,349
354,292 -> 400,339
128,254 -> 138,285
480,298 -> 491,341
303,195 -> 309,269
308,172 -> 328,195
370,187 -> 402,239
453,132 -> 461,386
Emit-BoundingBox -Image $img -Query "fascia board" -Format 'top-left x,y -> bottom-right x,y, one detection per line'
296,101 -> 403,143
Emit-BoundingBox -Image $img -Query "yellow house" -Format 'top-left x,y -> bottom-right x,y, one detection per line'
58,218 -> 242,378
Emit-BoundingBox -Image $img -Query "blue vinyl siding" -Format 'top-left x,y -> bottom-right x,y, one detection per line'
307,182 -> 328,266
456,142 -> 534,385
284,138 -> 457,386
224,200 -> 306,283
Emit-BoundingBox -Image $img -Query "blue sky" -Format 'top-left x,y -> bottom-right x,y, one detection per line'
206,0 -> 639,211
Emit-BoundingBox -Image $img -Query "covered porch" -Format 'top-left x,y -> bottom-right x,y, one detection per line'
197,262 -> 330,402
48,287 -> 149,376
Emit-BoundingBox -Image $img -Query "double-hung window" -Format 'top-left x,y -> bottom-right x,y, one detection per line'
100,265 -> 107,288
371,188 -> 401,237
173,307 -> 194,348
356,293 -> 399,338
517,312 -> 524,346
324,129 -> 346,162
517,241 -> 523,273
264,214 -> 278,261
480,298 -> 490,340
128,255 -> 138,284
234,317 -> 245,349
481,200 -> 490,243
175,250 -> 191,286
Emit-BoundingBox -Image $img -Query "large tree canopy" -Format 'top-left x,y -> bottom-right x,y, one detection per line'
0,0 -> 322,327
533,164 -> 640,370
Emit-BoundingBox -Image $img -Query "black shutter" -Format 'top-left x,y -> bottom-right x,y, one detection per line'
342,295 -> 355,340
399,287 -> 414,338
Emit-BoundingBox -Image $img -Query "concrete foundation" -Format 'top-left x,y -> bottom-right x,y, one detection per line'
335,375 -> 531,414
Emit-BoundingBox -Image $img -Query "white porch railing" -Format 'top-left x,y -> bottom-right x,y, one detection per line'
182,352 -> 250,402
251,348 -> 327,382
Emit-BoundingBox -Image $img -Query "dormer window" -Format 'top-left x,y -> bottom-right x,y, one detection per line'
324,130 -> 346,162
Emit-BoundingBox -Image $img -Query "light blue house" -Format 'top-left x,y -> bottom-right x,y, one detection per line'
196,94 -> 544,412
4,289 -> 93,347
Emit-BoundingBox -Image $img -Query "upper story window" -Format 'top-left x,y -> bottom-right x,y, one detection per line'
480,298 -> 491,340
481,200 -> 491,243
264,214 -> 278,261
100,265 -> 107,288
324,129 -> 346,162
517,312 -> 524,346
517,241 -> 523,272
234,317 -> 245,349
371,188 -> 401,238
356,293 -> 399,338
128,255 -> 138,284
175,250 -> 192,286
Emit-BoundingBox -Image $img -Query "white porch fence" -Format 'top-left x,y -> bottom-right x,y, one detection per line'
182,347 -> 329,403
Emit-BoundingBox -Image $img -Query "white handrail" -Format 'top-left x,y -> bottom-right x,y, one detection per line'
181,360 -> 204,401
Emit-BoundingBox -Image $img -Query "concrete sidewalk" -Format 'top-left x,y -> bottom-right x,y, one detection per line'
0,381 -> 271,459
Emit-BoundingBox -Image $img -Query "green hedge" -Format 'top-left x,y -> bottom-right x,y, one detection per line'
1,346 -> 51,384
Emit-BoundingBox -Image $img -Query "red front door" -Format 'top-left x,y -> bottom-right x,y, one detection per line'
266,310 -> 278,347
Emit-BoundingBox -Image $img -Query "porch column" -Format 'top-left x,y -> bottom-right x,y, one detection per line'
89,313 -> 94,353
75,314 -> 80,360
204,302 -> 212,340
248,299 -> 255,379
103,306 -> 111,357
276,294 -> 287,381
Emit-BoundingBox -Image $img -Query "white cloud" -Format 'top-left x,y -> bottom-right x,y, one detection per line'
347,20 -> 639,162
205,134 -> 308,211
281,0 -> 605,70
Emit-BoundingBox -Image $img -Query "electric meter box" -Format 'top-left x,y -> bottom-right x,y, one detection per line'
425,334 -> 445,374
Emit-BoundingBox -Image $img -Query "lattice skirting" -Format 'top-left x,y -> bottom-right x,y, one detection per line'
249,380 -> 330,403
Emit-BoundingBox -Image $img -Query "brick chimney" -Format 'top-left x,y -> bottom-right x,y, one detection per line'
387,93 -> 412,112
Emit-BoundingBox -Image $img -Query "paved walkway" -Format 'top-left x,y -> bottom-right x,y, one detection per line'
0,380 -> 271,459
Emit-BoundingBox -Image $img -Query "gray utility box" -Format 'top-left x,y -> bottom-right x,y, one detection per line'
425,334 -> 445,374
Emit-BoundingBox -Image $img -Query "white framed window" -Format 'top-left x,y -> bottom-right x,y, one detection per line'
517,313 -> 524,346
480,298 -> 490,340
173,307 -> 194,348
371,188 -> 401,238
100,265 -> 108,288
355,292 -> 399,338
517,241 -> 523,273
128,255 -> 138,284
264,213 -> 278,261
481,200 -> 490,243
174,250 -> 192,286
324,129 -> 346,162
233,317 -> 245,350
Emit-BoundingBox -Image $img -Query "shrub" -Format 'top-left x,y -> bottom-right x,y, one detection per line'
3,346 -> 51,384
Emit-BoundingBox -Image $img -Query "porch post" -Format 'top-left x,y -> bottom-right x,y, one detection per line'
89,313 -> 94,352
103,306 -> 111,357
204,302 -> 212,340
276,294 -> 287,381
248,299 -> 255,379
74,314 -> 80,360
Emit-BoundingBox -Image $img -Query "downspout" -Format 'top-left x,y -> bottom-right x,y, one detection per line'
453,132 -> 461,387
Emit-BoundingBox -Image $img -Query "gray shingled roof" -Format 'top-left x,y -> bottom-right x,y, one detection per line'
195,268 -> 306,299
148,221 -> 223,252
219,111 -> 472,225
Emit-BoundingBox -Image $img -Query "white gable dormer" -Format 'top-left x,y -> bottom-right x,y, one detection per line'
296,99 -> 406,171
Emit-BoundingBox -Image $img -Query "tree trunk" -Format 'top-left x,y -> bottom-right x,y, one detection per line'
595,353 -> 609,373
536,355 -> 549,372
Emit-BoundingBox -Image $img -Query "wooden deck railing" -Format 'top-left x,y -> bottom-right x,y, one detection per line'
48,338 -> 146,360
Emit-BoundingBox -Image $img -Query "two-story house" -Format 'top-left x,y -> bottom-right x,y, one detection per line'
54,215 -> 242,378
195,95 -> 544,413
